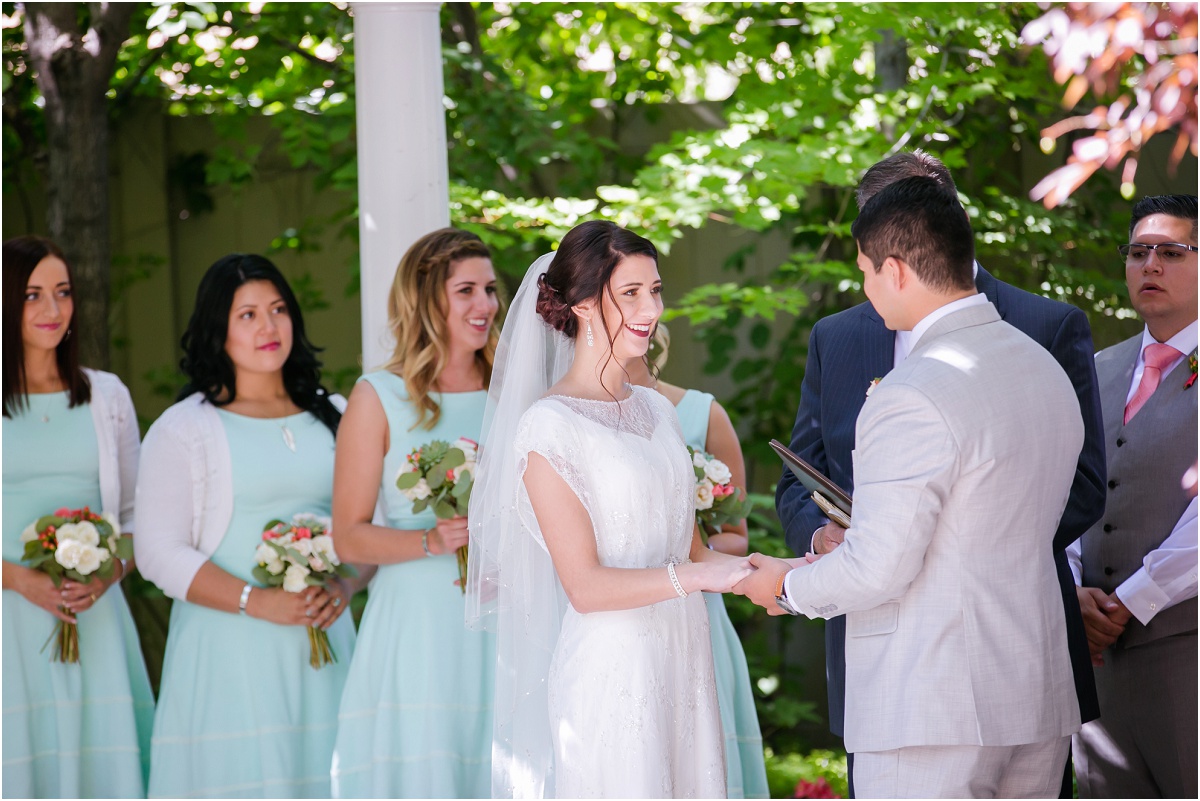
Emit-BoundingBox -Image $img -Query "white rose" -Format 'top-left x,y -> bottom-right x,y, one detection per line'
692,451 -> 707,469
311,535 -> 340,567
75,544 -> 105,575
452,438 -> 478,461
408,478 -> 432,500
54,539 -> 85,570
396,460 -> 418,479
283,563 -> 311,593
101,510 -> 121,532
451,461 -> 476,482
20,523 -> 38,544
292,538 -> 314,557
255,543 -> 285,576
56,521 -> 100,547
694,479 -> 715,511
703,457 -> 732,486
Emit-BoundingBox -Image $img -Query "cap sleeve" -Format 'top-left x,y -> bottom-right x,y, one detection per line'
511,400 -> 594,551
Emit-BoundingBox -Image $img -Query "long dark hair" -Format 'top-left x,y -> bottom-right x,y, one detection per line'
2,235 -> 91,417
178,253 -> 340,435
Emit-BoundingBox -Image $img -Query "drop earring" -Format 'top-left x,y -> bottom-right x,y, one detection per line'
586,318 -> 594,348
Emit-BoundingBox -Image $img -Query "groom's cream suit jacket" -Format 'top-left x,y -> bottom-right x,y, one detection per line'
786,302 -> 1083,755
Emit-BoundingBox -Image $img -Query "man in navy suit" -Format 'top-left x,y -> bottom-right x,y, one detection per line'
776,150 -> 1105,797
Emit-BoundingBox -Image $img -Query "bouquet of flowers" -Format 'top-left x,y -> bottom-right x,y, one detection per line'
687,447 -> 753,540
20,507 -> 131,663
253,513 -> 354,669
395,437 -> 477,592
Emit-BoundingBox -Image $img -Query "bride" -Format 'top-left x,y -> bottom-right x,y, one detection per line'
467,220 -> 754,799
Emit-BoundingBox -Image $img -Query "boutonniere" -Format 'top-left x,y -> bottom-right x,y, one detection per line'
865,377 -> 883,398
1186,352 -> 1197,390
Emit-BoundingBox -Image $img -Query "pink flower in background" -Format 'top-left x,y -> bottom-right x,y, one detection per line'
793,777 -> 838,799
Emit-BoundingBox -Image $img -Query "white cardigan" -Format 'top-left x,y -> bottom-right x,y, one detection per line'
133,391 -> 346,601
84,368 -> 140,532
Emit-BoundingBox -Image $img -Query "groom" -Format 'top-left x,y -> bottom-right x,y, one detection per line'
736,176 -> 1083,797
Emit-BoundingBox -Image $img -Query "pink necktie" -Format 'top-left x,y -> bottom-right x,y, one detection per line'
1124,343 -> 1183,424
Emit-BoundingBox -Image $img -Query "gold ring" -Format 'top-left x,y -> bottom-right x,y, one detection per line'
89,593 -> 96,602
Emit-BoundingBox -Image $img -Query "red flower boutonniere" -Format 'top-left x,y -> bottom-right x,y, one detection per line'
1186,352 -> 1197,390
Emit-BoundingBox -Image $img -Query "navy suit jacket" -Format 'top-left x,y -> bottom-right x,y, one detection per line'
776,266 -> 1105,737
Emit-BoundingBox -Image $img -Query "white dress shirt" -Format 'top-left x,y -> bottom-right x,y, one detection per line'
1067,320 -> 1199,625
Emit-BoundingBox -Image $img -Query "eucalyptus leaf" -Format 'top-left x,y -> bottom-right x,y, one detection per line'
396,471 -> 420,490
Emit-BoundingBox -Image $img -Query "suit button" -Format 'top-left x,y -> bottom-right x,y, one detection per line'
1116,437 -> 1125,447
1108,480 -> 1119,489
1104,567 -> 1115,576
1103,524 -> 1114,532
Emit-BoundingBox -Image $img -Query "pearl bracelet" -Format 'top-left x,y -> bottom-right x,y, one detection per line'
238,583 -> 253,615
667,562 -> 688,599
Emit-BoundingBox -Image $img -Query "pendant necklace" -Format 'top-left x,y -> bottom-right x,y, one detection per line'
280,420 -> 296,452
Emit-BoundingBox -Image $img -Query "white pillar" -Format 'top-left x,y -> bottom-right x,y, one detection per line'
353,1 -> 449,371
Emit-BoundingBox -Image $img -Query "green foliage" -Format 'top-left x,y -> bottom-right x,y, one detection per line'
764,747 -> 849,799
396,439 -> 473,518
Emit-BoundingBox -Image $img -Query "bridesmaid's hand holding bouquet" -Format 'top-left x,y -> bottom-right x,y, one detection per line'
254,513 -> 355,669
396,437 -> 477,592
20,507 -> 132,663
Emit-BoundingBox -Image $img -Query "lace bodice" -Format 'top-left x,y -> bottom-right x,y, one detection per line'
512,385 -> 695,569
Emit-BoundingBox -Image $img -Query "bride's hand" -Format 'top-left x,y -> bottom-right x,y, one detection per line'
688,557 -> 755,594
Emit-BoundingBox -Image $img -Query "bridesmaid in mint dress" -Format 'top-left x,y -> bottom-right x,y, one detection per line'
634,324 -> 770,799
331,229 -> 499,798
134,255 -> 363,798
1,236 -> 154,798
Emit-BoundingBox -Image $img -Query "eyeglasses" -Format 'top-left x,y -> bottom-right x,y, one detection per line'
1119,242 -> 1199,265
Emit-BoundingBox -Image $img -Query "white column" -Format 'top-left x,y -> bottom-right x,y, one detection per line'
353,1 -> 449,371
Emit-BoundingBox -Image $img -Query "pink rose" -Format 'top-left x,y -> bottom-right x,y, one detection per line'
294,527 -> 312,540
54,507 -> 72,517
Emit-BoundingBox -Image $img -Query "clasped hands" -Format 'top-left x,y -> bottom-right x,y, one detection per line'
727,522 -> 847,615
1076,586 -> 1132,666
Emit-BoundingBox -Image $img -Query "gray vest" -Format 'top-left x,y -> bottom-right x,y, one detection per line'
1081,336 -> 1197,648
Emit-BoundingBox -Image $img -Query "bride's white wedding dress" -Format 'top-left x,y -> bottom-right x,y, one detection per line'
511,386 -> 726,798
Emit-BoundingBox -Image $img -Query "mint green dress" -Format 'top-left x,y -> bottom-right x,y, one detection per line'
2,392 -> 154,798
676,389 -> 770,799
147,410 -> 355,798
331,372 -> 495,799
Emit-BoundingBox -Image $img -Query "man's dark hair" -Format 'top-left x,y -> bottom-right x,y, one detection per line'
1129,194 -> 1198,241
856,149 -> 958,209
851,175 -> 975,293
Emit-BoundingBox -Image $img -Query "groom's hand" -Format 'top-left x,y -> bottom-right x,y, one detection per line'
733,553 -> 792,616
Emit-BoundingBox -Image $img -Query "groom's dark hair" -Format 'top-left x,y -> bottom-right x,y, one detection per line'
857,149 -> 958,209
852,176 -> 975,293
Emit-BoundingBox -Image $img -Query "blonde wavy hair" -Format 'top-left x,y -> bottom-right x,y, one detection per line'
382,228 -> 501,430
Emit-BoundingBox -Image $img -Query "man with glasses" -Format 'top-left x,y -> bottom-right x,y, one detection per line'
1068,194 -> 1197,799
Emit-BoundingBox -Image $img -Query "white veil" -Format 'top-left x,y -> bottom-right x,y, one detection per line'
466,252 -> 574,798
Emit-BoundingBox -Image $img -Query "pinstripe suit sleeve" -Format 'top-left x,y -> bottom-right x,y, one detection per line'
777,320 -> 834,555
1047,307 -> 1106,552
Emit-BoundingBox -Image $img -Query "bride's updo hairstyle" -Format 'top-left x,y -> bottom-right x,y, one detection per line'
536,220 -> 658,347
